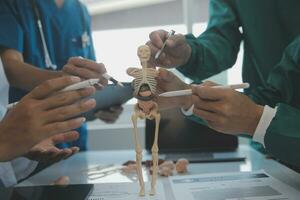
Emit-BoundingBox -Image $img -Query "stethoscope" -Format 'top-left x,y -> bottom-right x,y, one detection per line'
31,0 -> 90,70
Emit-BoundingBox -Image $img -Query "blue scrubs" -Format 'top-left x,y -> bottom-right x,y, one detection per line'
0,0 -> 96,151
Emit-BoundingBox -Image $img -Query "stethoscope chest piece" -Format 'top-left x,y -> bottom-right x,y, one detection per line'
81,31 -> 90,48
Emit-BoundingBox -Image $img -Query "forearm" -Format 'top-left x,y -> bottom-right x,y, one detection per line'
177,0 -> 242,82
250,36 -> 300,108
1,49 -> 63,91
0,122 -> 23,161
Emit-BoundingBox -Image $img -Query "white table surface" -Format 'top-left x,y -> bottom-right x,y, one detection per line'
18,145 -> 300,199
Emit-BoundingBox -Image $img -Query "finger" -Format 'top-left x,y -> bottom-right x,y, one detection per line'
67,57 -> 107,74
70,147 -> 80,154
147,41 -> 160,58
157,68 -> 175,82
52,176 -> 70,186
62,147 -> 79,159
193,108 -> 217,122
41,148 -> 62,163
94,111 -> 119,121
41,86 -> 96,110
200,81 -> 219,87
110,105 -> 124,112
43,117 -> 86,137
97,116 -> 118,123
49,150 -> 70,163
63,64 -> 103,79
166,33 -> 185,48
28,76 -> 81,99
149,30 -> 168,49
58,148 -> 73,159
98,75 -> 108,86
156,52 -> 170,67
192,95 -> 220,113
192,85 -> 227,100
45,99 -> 96,123
51,131 -> 80,145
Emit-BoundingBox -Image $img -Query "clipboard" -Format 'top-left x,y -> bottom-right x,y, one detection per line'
83,82 -> 133,121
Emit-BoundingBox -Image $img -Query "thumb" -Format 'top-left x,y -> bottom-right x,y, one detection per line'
51,131 -> 80,145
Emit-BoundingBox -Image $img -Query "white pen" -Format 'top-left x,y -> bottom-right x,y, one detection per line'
159,83 -> 250,97
60,78 -> 99,92
155,30 -> 175,60
6,78 -> 100,109
102,73 -> 124,87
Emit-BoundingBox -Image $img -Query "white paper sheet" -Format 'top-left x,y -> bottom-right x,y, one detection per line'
170,170 -> 300,200
88,181 -> 166,200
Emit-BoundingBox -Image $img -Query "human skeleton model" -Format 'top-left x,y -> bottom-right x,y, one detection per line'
127,45 -> 160,196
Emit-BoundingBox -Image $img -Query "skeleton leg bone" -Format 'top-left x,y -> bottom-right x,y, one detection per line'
150,112 -> 161,196
131,113 -> 145,196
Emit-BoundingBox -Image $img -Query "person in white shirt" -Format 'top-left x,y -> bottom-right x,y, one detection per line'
0,59 -> 99,186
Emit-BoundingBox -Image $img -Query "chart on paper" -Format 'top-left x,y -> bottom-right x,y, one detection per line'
88,182 -> 166,200
170,170 -> 300,200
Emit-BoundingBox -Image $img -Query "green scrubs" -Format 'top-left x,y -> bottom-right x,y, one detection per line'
176,0 -> 300,167
264,104 -> 300,167
251,36 -> 300,168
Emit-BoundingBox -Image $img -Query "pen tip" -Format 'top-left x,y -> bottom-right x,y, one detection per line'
118,82 -> 124,87
155,51 -> 161,60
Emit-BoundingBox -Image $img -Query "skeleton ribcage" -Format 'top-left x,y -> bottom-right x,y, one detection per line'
129,68 -> 157,95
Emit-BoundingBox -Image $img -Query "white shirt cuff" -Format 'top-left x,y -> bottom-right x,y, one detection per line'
11,157 -> 38,181
252,105 -> 277,147
0,58 -> 9,117
181,104 -> 194,116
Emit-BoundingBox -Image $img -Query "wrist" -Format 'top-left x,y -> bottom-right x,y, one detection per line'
182,44 -> 192,66
246,105 -> 264,136
179,84 -> 192,110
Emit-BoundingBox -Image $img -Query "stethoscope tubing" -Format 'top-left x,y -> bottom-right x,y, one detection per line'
31,0 -> 88,70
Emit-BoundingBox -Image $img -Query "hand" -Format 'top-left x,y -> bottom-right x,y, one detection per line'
155,68 -> 192,110
94,105 -> 124,124
51,176 -> 70,186
25,131 -> 80,164
62,57 -> 108,87
191,83 -> 264,135
0,76 -> 96,161
147,30 -> 192,68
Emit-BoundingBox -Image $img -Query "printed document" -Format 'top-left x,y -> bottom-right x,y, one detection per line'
170,170 -> 300,200
88,181 -> 166,200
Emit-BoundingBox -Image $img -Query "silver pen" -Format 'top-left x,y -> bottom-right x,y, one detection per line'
155,30 -> 175,60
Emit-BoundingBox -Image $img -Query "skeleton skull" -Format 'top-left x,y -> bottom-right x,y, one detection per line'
137,45 -> 151,61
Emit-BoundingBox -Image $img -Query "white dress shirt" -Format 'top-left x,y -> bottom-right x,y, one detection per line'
0,59 -> 38,187
252,105 -> 278,147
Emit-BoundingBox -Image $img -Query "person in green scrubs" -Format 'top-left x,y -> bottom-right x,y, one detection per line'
148,0 -> 300,153
149,0 -> 300,93
154,34 -> 300,168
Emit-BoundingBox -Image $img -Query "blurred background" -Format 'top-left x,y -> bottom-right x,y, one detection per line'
81,0 -> 244,150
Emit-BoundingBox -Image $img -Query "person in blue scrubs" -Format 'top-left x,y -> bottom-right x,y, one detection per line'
0,0 -> 103,151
